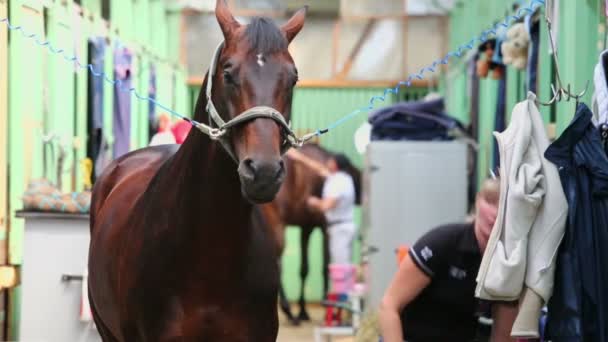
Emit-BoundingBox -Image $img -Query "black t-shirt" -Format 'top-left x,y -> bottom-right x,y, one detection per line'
401,223 -> 483,342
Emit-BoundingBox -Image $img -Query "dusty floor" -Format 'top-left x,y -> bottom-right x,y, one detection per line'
276,305 -> 354,342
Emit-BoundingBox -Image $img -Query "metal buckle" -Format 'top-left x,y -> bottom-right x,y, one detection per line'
209,128 -> 225,140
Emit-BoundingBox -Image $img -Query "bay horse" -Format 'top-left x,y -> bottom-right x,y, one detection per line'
87,1 -> 307,340
261,144 -> 362,325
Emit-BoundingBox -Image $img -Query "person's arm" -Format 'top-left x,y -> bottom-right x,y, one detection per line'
491,302 -> 518,342
379,254 -> 431,342
307,196 -> 337,213
285,149 -> 330,178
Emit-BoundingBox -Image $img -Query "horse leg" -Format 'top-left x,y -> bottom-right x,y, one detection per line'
297,226 -> 312,322
322,225 -> 330,299
278,262 -> 299,326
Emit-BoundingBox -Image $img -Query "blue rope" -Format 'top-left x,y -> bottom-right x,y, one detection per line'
315,0 -> 545,137
0,17 -> 196,125
0,0 -> 544,139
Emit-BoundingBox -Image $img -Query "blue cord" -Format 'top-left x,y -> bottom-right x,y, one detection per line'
0,17 -> 194,125
0,0 -> 544,139
315,0 -> 545,137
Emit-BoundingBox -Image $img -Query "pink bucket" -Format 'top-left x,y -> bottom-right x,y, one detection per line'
329,264 -> 356,294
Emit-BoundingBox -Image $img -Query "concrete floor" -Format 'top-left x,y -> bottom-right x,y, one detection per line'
276,305 -> 354,342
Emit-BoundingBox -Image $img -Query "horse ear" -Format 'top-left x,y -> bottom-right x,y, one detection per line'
216,0 -> 240,40
282,6 -> 308,43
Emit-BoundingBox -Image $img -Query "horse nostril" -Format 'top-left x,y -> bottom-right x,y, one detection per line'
242,158 -> 257,179
276,160 -> 286,178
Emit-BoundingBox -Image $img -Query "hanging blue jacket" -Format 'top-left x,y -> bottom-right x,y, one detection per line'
544,104 -> 608,342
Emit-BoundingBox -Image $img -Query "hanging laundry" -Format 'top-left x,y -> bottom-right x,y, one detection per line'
544,104 -> 608,342
86,37 -> 111,180
525,14 -> 540,93
112,44 -> 134,159
475,93 -> 568,339
592,49 -> 608,126
493,76 -> 507,170
468,54 -> 481,206
148,64 -> 157,141
368,97 -> 466,141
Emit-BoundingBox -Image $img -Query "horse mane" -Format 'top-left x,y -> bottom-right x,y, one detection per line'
245,17 -> 288,54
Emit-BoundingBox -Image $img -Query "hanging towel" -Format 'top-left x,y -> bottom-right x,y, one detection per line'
592,49 -> 608,127
113,44 -> 134,159
80,269 -> 93,322
475,93 -> 568,338
545,104 -> 608,342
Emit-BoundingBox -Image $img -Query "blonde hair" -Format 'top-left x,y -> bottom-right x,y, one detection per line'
466,178 -> 500,222
478,178 -> 500,206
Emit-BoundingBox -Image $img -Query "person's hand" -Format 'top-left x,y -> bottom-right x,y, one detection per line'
307,197 -> 321,210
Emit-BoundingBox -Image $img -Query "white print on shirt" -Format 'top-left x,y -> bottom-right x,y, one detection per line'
449,266 -> 467,280
421,246 -> 433,261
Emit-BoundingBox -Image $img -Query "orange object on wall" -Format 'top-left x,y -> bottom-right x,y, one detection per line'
396,245 -> 409,265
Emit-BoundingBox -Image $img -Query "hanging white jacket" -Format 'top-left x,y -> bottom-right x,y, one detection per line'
475,92 -> 568,337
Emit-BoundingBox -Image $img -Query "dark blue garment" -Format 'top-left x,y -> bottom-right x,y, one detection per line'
545,104 -> 608,342
87,37 -> 108,179
526,15 -> 540,94
493,76 -> 507,170
113,44 -> 134,158
89,37 -> 105,131
368,98 -> 465,141
148,64 -> 157,140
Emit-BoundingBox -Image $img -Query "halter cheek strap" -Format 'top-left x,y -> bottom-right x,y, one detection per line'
190,41 -> 314,163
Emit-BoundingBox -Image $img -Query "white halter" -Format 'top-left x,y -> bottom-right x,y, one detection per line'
191,42 -> 314,162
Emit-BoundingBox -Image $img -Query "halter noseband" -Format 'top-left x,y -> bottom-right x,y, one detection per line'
191,41 -> 313,162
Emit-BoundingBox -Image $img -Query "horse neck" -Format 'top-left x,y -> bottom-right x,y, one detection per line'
167,75 -> 252,231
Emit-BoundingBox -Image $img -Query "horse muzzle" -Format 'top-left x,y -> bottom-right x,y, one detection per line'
238,157 -> 286,203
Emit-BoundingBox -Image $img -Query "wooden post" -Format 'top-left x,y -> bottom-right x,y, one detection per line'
336,19 -> 376,80
331,19 -> 341,77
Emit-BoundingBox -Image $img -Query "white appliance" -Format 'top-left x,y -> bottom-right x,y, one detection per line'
364,141 -> 468,309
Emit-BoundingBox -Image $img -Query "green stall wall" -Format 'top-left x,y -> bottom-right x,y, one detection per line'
5,0 -> 188,337
8,1 -> 46,338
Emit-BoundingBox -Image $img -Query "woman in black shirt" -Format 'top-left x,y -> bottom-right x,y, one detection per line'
379,179 -> 517,342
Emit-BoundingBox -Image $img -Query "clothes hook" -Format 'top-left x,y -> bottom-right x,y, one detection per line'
538,0 -> 590,106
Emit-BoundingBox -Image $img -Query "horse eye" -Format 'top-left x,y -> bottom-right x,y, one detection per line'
223,70 -> 236,85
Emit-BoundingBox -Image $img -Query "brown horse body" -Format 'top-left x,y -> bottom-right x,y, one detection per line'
88,2 -> 307,340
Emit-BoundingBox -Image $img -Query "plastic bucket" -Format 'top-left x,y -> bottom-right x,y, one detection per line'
329,264 -> 356,293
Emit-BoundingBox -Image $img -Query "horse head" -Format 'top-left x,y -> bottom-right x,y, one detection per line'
209,0 -> 307,204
